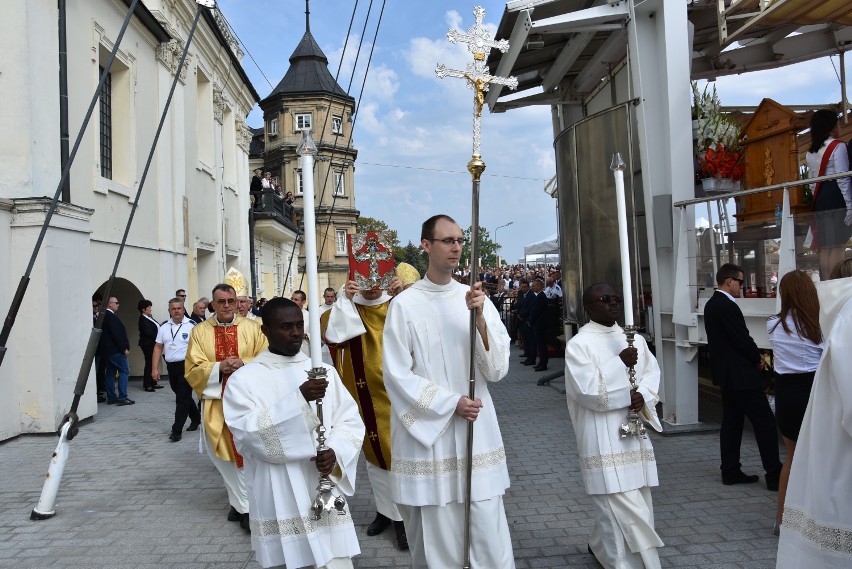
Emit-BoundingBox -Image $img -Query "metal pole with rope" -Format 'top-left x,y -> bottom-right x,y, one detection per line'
31,0 -> 213,520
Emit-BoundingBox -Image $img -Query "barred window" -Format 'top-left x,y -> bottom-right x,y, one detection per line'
99,67 -> 112,179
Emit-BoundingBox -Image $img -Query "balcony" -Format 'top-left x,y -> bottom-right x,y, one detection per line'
251,190 -> 299,241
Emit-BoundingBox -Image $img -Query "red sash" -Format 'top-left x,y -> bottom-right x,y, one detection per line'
812,139 -> 842,205
214,325 -> 244,468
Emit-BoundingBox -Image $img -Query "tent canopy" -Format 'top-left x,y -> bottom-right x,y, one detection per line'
524,233 -> 559,257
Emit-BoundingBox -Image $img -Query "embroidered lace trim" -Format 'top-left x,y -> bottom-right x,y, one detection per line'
330,424 -> 363,450
597,368 -> 609,411
392,447 -> 506,477
581,448 -> 656,471
400,383 -> 439,428
256,410 -> 287,464
251,510 -> 354,537
784,507 -> 852,554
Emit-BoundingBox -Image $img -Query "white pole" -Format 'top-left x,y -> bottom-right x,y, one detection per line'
611,153 -> 634,326
297,130 -> 322,367
31,422 -> 72,519
706,202 -> 718,281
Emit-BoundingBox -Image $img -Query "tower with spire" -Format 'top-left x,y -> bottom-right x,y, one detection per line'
258,0 -> 358,295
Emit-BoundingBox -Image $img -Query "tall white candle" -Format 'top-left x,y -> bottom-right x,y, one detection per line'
611,153 -> 634,327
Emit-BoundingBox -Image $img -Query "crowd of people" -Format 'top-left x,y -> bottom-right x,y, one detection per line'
88,210 -> 852,568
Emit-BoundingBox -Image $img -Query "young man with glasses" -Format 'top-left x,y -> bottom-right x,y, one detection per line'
382,214 -> 515,567
704,263 -> 781,490
565,282 -> 664,567
185,282 -> 268,533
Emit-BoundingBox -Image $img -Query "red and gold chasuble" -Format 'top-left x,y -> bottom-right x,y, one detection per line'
213,325 -> 243,468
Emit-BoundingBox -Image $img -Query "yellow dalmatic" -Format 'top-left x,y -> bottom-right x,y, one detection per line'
185,316 -> 268,463
320,296 -> 392,470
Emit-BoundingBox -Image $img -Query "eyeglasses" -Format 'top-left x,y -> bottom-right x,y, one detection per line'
593,295 -> 623,304
429,238 -> 465,246
215,298 -> 237,306
178,294 -> 187,298
729,277 -> 744,286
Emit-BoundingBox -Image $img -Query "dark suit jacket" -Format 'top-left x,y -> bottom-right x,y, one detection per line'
529,291 -> 549,330
138,315 -> 159,350
99,310 -> 130,357
517,290 -> 531,322
703,291 -> 763,391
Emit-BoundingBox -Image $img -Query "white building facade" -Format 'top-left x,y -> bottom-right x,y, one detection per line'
0,0 -> 260,440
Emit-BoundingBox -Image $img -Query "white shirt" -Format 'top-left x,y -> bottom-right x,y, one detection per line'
766,314 -> 824,375
155,318 -> 195,362
544,283 -> 563,299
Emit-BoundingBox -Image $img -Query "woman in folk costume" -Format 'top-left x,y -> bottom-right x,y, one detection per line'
185,268 -> 267,532
776,262 -> 852,567
805,110 -> 852,279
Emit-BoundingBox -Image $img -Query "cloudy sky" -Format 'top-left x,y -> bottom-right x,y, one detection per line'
216,0 -> 846,263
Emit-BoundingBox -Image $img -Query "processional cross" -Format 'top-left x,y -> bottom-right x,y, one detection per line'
436,6 -> 518,159
434,7 -> 517,569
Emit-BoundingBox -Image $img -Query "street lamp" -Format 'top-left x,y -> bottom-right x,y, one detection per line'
493,221 -> 513,267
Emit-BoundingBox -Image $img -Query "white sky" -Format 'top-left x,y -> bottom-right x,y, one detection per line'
216,0 -> 848,263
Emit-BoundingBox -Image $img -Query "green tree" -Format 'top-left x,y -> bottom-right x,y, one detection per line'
462,226 -> 499,268
394,240 -> 428,278
355,216 -> 400,251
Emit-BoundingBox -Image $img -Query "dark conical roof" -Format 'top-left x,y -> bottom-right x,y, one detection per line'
265,31 -> 353,102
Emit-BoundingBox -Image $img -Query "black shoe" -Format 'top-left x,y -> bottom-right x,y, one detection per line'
240,513 -> 251,533
168,433 -> 181,442
186,422 -> 200,432
144,387 -> 156,392
153,384 -> 165,389
107,399 -> 117,405
116,399 -> 135,406
766,471 -> 780,491
521,360 -> 536,366
722,471 -> 759,485
534,365 -> 548,372
97,395 -> 106,403
227,506 -> 241,522
366,513 -> 392,536
394,521 -> 408,551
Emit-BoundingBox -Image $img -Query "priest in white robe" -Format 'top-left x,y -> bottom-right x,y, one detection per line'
223,297 -> 365,569
565,283 -> 664,569
383,214 -> 515,568
776,274 -> 852,567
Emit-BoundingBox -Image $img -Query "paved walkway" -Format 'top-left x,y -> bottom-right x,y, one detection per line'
0,345 -> 781,568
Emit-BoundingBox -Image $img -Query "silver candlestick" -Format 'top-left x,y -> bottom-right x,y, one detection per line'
309,366 -> 347,519
619,325 -> 647,439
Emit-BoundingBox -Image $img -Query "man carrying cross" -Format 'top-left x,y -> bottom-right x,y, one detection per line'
383,215 -> 515,568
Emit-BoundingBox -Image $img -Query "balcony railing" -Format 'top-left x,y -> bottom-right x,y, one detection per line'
251,190 -> 298,232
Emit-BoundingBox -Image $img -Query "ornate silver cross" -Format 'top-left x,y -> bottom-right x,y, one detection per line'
435,6 -> 517,157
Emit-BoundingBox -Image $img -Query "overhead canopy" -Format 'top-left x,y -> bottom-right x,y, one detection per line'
484,0 -> 852,112
524,233 -> 559,256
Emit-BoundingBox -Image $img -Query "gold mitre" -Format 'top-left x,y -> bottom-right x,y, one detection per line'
225,267 -> 249,297
396,262 -> 420,287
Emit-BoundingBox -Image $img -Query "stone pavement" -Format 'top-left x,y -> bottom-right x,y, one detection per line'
0,345 -> 782,569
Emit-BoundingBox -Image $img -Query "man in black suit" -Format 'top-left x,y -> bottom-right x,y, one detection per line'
704,263 -> 780,489
98,297 -> 135,406
530,278 -> 550,371
518,279 -> 536,365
